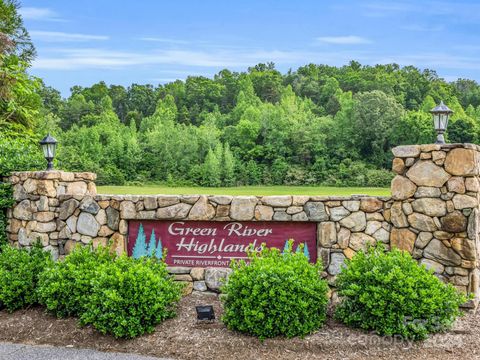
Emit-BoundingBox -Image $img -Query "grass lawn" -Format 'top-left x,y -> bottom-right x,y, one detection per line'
97,185 -> 390,196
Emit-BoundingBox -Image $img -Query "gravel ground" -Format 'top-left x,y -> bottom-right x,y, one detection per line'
0,342 -> 171,360
0,292 -> 478,360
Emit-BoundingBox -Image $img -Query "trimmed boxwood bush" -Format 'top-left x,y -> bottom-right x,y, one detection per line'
222,241 -> 329,340
37,245 -> 115,317
79,256 -> 182,338
0,243 -> 53,312
335,246 -> 466,340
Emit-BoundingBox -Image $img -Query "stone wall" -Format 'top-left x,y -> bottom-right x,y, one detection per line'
4,143 -> 480,304
390,143 -> 480,301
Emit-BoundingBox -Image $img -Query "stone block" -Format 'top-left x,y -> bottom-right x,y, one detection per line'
328,252 -> 346,275
292,195 -> 310,206
465,177 -> 480,192
120,201 -> 136,219
273,211 -> 291,221
444,148 -> 477,176
420,258 -> 444,274
441,210 -> 468,233
79,196 -> 100,214
391,175 -> 417,200
423,239 -> 462,266
447,177 -> 466,194
390,228 -> 416,253
411,198 -> 446,217
209,195 -> 233,205
143,196 -> 158,210
360,198 -> 384,212
106,207 -> 120,230
392,145 -> 420,158
189,195 -> 215,220
407,212 -> 437,232
190,267 -> 205,281
286,206 -> 303,215
340,211 -> 366,232
392,158 -> 405,174
343,200 -> 360,212
156,203 -> 192,219
261,196 -> 292,207
66,181 -> 88,196
406,160 -> 450,187
77,212 -> 100,237
205,268 -> 232,291
349,233 -> 375,252
318,222 -> 336,247
58,198 -> 79,220
157,195 -> 180,207
229,196 -> 257,221
193,281 -> 207,291
452,194 -> 478,209
329,206 -> 350,221
303,202 -> 328,221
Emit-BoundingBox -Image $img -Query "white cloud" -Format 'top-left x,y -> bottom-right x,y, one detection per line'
139,37 -> 189,44
400,24 -> 444,32
30,31 -> 109,42
19,7 -> 63,21
316,36 -> 372,45
32,47 -> 315,70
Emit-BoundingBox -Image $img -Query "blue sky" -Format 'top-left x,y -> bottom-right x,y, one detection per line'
19,0 -> 480,96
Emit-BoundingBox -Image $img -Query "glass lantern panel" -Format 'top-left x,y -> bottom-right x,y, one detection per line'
433,114 -> 441,130
441,113 -> 449,128
47,143 -> 56,158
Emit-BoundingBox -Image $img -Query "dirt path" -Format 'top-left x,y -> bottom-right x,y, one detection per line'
0,292 -> 478,360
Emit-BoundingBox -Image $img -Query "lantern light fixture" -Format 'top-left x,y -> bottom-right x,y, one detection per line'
39,133 -> 58,171
430,101 -> 453,145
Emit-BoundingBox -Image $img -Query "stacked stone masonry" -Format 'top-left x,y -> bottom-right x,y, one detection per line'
5,143 -> 480,305
390,143 -> 480,304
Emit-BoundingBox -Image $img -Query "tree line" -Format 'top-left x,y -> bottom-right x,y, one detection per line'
3,0 -> 480,187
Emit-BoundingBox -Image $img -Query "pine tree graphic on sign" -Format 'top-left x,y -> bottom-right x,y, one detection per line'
155,237 -> 163,259
283,240 -> 290,253
132,223 -> 147,258
295,243 -> 302,253
147,229 -> 157,257
303,242 -> 310,261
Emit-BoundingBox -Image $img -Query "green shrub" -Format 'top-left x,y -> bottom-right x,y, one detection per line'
335,246 -> 466,340
221,241 -> 329,340
0,183 -> 14,246
37,245 -> 115,317
0,243 -> 53,312
79,256 -> 182,338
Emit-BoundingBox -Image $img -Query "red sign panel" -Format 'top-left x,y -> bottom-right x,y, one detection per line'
127,220 -> 317,267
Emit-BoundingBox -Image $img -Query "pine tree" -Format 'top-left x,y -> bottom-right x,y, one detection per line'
147,229 -> 156,257
155,237 -> 163,259
282,240 -> 290,254
202,149 -> 221,186
214,142 -> 223,182
223,142 -> 236,186
132,223 -> 147,259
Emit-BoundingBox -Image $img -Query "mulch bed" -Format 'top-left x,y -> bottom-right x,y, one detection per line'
0,292 -> 478,360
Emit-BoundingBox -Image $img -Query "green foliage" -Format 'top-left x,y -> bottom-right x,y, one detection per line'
79,256 -> 182,338
37,245 -> 115,317
0,183 -> 13,245
335,246 -> 466,340
0,243 -> 52,312
0,0 -> 36,62
0,124 -> 44,245
222,241 -> 329,340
